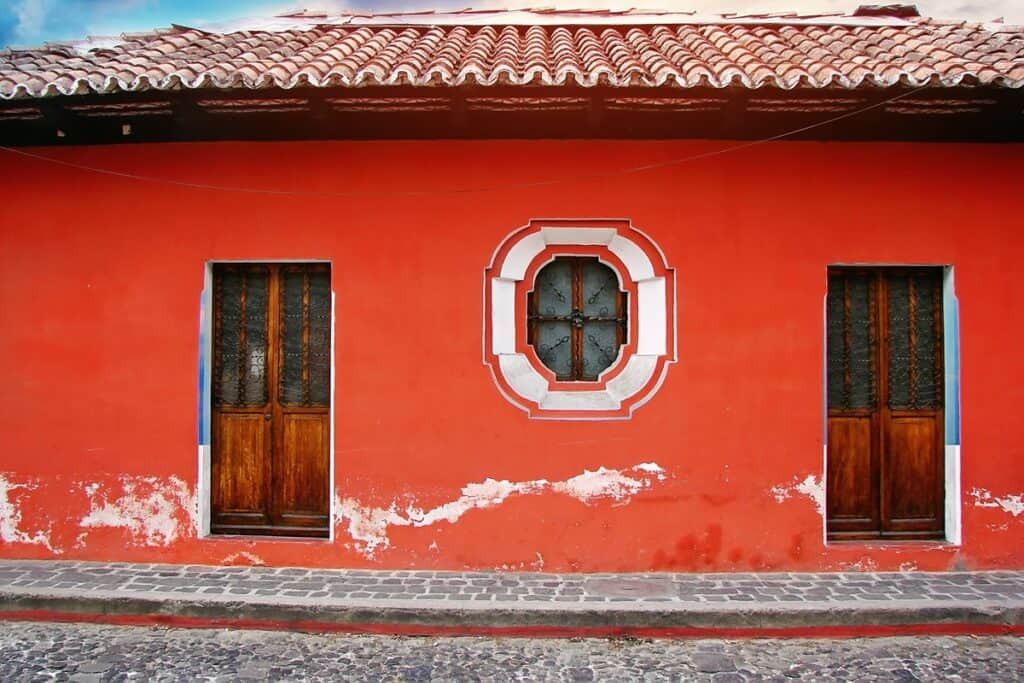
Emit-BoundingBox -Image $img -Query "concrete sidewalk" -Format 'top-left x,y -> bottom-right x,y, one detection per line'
1,560 -> 1022,637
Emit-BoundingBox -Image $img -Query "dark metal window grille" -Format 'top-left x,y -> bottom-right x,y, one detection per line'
213,263 -> 330,408
279,266 -> 331,407
826,269 -> 876,410
886,269 -> 943,410
528,257 -> 627,381
213,265 -> 269,407
826,267 -> 943,411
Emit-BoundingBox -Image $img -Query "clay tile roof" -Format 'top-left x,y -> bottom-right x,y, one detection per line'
1,5 -> 1022,100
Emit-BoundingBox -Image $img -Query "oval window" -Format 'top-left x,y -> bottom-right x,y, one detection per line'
527,257 -> 627,381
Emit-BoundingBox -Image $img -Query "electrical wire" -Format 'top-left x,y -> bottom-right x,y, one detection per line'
0,85 -> 929,198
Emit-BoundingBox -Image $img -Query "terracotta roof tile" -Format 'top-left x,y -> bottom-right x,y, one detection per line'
1,7 -> 1022,99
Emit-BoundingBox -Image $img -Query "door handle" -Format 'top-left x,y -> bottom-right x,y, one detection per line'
264,413 -> 272,421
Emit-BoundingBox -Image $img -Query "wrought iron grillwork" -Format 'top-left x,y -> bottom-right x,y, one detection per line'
213,265 -> 269,407
827,269 -> 876,410
528,257 -> 627,381
827,267 -> 943,411
886,269 -> 943,410
279,265 -> 331,407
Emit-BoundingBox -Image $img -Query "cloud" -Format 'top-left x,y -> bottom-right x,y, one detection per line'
11,0 -> 57,41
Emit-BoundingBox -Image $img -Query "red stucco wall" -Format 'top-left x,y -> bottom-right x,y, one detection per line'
1,139 -> 1022,572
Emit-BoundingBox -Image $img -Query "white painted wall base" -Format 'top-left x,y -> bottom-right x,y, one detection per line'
945,444 -> 962,545
197,444 -> 210,537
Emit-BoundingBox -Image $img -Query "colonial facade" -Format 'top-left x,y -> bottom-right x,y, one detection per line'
0,6 -> 1022,572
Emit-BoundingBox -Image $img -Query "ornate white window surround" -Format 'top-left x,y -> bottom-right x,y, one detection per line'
483,219 -> 676,419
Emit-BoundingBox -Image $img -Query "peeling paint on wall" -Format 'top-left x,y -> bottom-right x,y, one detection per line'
844,557 -> 879,571
553,464 -> 666,504
0,474 -> 59,553
221,551 -> 265,566
968,488 -> 1024,517
79,476 -> 198,547
770,474 -> 826,515
334,463 -> 666,558
533,552 -> 545,571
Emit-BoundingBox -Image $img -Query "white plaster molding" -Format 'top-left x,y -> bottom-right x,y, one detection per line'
607,355 -> 659,401
491,278 -> 517,354
499,353 -> 550,403
540,390 -> 620,411
494,352 -> 662,413
541,227 -> 617,246
500,231 -> 547,280
609,234 -> 655,281
637,278 -> 667,355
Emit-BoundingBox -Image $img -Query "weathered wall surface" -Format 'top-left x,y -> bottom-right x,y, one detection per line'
1,139 -> 1022,571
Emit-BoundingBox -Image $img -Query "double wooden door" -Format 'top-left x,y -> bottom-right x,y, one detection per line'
211,263 -> 330,537
826,267 -> 945,540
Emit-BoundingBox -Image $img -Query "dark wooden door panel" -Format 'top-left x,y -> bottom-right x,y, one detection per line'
884,415 -> 943,532
211,263 -> 330,538
827,416 -> 877,533
276,413 -> 330,528
211,413 -> 271,529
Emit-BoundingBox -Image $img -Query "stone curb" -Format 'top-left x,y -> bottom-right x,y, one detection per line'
3,561 -> 1024,636
2,589 -> 1023,633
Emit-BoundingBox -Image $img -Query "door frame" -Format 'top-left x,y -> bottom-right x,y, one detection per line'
821,264 -> 961,545
197,259 -> 335,540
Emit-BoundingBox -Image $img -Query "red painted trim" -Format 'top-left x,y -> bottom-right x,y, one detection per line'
2,609 -> 1021,640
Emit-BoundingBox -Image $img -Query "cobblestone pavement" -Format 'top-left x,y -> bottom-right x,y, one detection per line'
0,620 -> 1021,682
2,561 -> 1023,606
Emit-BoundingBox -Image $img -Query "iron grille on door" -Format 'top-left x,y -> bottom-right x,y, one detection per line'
826,267 -> 945,540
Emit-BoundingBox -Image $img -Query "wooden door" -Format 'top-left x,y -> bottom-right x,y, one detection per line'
211,263 -> 330,537
826,267 -> 944,540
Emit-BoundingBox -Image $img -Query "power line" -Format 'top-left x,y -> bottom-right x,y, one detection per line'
0,86 -> 928,198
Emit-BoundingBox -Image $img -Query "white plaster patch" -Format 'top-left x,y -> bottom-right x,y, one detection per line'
770,474 -> 826,516
332,495 -> 411,558
406,478 -> 549,526
844,557 -> 879,572
552,467 -> 652,505
333,463 -> 666,558
0,474 -> 59,554
533,552 -> 545,571
634,462 -> 667,478
968,488 -> 1024,517
79,476 -> 197,547
221,551 -> 265,566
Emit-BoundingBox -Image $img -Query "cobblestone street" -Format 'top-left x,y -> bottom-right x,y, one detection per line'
0,621 -> 1020,682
